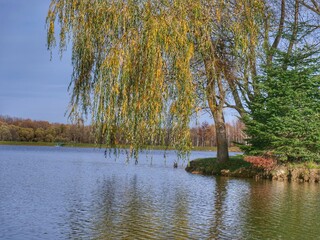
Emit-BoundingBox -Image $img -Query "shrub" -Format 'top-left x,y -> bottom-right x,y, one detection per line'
244,155 -> 276,170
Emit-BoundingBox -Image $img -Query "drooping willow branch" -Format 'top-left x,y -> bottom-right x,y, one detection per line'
46,0 -> 264,159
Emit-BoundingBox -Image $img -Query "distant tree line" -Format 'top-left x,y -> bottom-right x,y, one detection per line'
190,121 -> 246,147
0,115 -> 245,147
0,116 -> 94,144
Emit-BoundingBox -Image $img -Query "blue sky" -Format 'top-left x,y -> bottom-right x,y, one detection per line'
0,0 -> 237,125
0,0 -> 72,123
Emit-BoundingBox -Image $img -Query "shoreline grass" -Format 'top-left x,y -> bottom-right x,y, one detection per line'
0,141 -> 241,152
185,156 -> 320,182
186,155 -> 251,175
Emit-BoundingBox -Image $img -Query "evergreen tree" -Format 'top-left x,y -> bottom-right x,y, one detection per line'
243,47 -> 320,162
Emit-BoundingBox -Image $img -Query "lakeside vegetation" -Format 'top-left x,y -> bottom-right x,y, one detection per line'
186,156 -> 251,175
186,156 -> 320,183
0,115 -> 245,150
46,0 -> 320,166
0,140 -> 241,152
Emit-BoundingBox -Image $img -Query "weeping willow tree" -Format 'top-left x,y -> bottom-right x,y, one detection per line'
47,0 -> 264,162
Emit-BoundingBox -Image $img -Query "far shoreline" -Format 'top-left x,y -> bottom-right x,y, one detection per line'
0,141 -> 241,152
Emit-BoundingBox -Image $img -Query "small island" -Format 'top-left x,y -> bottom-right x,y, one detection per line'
186,156 -> 320,183
185,48 -> 320,183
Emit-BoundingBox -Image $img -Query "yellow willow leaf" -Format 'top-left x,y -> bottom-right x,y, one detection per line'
47,0 -> 265,158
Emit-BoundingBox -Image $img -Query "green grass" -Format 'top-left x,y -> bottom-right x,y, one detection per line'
287,161 -> 320,169
0,141 -> 56,147
0,141 -> 104,148
186,156 -> 320,177
186,155 -> 251,175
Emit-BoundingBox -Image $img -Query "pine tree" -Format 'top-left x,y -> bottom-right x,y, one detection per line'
243,47 -> 320,162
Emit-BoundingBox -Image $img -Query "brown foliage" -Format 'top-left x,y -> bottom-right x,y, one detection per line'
244,155 -> 276,170
0,115 -> 94,143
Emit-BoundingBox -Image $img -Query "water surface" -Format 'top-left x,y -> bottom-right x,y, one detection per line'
1,146 -> 320,239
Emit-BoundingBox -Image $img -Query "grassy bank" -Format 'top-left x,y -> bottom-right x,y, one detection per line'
185,155 -> 252,175
0,141 -> 240,152
186,156 -> 320,183
0,141 -> 57,147
0,141 -> 108,148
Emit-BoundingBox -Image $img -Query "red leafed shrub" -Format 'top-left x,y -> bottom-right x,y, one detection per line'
244,156 -> 276,170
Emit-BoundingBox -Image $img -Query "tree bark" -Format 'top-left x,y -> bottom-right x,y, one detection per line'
201,36 -> 230,163
301,0 -> 320,15
213,110 -> 229,163
204,60 -> 229,162
287,0 -> 299,56
267,0 -> 286,65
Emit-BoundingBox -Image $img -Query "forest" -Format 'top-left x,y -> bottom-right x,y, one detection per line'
0,115 -> 245,147
0,116 -> 94,144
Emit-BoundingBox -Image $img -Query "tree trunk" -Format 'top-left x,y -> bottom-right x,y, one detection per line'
267,0 -> 286,65
202,44 -> 229,163
286,0 -> 299,57
213,110 -> 229,163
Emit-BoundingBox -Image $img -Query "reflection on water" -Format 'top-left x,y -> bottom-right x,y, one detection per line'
243,181 -> 320,239
1,146 -> 320,239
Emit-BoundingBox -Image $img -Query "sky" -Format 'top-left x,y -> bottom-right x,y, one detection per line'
0,0 -> 72,123
0,0 -> 237,125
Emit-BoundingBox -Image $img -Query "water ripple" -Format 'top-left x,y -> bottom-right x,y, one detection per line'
1,146 -> 320,239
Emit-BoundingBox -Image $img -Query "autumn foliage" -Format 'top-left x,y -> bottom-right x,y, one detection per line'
0,115 -> 245,147
244,155 -> 276,170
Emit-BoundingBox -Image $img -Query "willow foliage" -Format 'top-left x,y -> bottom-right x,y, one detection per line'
47,0 -> 264,158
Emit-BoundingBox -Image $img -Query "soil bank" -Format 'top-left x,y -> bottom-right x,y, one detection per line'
185,156 -> 320,183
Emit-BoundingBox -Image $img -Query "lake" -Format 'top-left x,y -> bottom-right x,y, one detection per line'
1,145 -> 320,239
